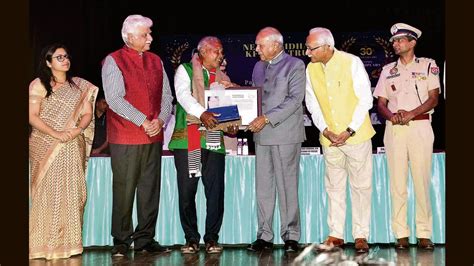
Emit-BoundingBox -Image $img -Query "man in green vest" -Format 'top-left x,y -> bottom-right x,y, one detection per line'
304,27 -> 375,253
168,36 -> 238,254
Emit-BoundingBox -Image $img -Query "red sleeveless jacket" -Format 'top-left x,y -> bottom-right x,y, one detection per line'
107,46 -> 163,144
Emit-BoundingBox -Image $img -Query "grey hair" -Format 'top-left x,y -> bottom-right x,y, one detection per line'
309,27 -> 335,47
260,27 -> 284,47
197,36 -> 222,52
121,15 -> 153,44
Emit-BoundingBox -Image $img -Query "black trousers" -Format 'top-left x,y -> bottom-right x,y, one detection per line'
109,142 -> 163,249
173,148 -> 225,243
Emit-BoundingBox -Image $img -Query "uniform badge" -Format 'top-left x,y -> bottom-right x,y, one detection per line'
431,66 -> 439,75
413,72 -> 427,80
390,67 -> 398,75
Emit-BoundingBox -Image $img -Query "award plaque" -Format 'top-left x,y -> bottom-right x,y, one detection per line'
204,86 -> 262,127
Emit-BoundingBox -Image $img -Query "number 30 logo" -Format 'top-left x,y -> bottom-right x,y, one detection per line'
360,47 -> 373,56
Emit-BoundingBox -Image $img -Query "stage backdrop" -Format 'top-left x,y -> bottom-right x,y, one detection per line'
159,31 -> 393,89
159,32 -> 397,128
158,31 -> 407,149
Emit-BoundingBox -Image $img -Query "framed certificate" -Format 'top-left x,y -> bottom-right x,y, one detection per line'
204,86 -> 262,126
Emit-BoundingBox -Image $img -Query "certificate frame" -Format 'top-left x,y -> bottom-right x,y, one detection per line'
204,86 -> 262,127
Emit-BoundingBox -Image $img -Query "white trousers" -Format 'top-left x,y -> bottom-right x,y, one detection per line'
322,140 -> 373,239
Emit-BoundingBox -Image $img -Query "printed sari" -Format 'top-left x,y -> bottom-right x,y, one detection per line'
29,77 -> 98,260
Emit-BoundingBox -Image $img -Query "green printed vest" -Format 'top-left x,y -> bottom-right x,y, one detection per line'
168,63 -> 225,153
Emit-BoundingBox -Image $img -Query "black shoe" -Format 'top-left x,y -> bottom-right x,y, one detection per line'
135,240 -> 171,253
247,239 -> 273,252
284,240 -> 299,252
111,244 -> 129,257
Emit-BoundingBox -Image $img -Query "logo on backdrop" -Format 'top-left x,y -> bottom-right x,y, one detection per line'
337,32 -> 395,125
338,33 -> 395,87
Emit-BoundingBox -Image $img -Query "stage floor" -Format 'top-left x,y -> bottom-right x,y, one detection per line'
28,244 -> 445,265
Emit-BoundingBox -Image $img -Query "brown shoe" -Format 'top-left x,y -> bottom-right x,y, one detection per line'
315,236 -> 344,252
395,237 -> 409,249
417,238 -> 434,250
354,238 -> 369,253
323,236 -> 344,247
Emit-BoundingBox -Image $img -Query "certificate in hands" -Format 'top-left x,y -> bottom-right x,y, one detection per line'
204,86 -> 262,128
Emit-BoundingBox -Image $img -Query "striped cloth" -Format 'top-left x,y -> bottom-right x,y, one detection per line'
206,131 -> 221,150
188,149 -> 201,177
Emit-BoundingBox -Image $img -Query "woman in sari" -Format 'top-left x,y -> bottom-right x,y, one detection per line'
29,43 -> 98,260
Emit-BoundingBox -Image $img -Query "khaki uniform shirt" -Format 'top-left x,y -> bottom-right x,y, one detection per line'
373,57 -> 441,114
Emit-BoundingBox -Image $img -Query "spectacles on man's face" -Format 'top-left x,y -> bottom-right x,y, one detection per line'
306,45 -> 325,51
52,54 -> 70,62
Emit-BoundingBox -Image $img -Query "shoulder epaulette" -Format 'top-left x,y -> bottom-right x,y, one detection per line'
382,61 -> 396,69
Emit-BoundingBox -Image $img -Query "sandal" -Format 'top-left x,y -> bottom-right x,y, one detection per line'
181,241 -> 199,254
205,240 -> 223,254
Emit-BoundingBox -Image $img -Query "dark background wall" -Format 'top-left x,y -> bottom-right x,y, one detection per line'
29,0 -> 445,150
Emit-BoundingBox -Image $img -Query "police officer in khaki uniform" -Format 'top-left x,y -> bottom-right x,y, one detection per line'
373,23 -> 440,250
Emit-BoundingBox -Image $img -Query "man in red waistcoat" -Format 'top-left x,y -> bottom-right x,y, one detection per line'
101,14 -> 173,257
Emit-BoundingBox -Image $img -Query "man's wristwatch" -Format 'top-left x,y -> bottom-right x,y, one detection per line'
264,115 -> 270,124
346,127 -> 355,137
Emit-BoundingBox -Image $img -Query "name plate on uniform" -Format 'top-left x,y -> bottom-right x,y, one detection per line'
377,147 -> 386,154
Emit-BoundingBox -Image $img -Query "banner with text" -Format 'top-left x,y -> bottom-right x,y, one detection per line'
158,31 -> 394,125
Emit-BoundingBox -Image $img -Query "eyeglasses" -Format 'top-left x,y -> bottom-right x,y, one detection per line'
52,54 -> 70,62
306,45 -> 325,51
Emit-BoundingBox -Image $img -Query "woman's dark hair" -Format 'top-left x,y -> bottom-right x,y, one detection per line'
37,43 -> 77,97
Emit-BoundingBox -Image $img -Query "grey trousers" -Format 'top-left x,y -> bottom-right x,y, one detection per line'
255,143 -> 301,242
109,142 -> 163,249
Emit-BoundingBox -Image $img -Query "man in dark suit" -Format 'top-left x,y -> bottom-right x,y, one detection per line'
246,27 -> 306,253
